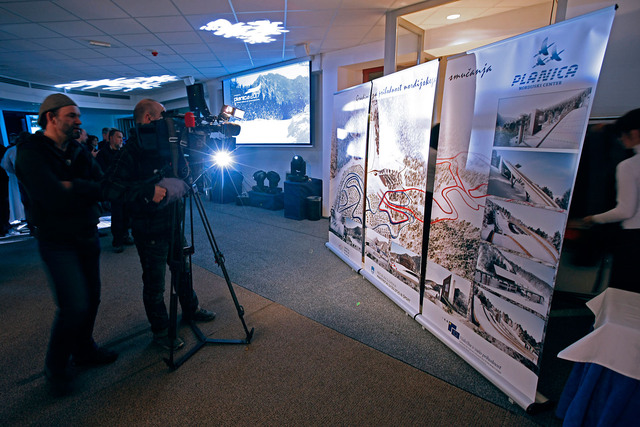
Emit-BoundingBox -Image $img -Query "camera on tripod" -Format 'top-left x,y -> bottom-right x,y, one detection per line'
136,82 -> 243,170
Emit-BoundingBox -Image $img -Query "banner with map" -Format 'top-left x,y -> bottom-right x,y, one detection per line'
361,60 -> 439,315
327,82 -> 372,270
416,7 -> 616,409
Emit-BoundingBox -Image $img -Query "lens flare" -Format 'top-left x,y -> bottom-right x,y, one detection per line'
212,150 -> 234,167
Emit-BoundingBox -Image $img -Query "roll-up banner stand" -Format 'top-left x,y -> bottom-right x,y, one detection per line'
327,82 -> 372,272
361,59 -> 440,316
418,6 -> 616,410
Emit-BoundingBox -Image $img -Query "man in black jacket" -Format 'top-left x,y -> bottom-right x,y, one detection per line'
102,98 -> 215,350
15,94 -> 117,396
96,128 -> 132,252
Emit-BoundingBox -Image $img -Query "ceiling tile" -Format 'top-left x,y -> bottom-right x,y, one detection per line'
286,10 -> 336,27
42,21 -> 106,37
0,38 -> 50,51
111,0 -> 180,17
287,0 -> 342,10
155,31 -> 203,44
171,43 -> 211,54
88,19 -> 150,35
0,22 -> 60,38
0,8 -> 28,24
54,0 -> 129,20
137,16 -> 194,33
30,37 -> 86,50
1,1 -> 77,22
171,0 -> 233,15
114,33 -> 162,46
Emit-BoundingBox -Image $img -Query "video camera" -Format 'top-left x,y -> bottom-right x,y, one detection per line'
136,83 -> 242,164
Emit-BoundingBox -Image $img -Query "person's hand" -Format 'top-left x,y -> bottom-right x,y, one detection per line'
156,178 -> 189,207
152,185 -> 167,203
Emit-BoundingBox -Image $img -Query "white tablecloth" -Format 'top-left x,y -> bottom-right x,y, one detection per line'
558,288 -> 640,380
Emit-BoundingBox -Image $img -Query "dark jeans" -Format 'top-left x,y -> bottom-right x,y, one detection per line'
37,234 -> 101,375
110,200 -> 131,246
134,235 -> 199,333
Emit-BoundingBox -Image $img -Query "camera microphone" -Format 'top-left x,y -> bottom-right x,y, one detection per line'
185,112 -> 196,128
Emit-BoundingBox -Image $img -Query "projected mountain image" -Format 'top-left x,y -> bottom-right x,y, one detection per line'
224,60 -> 311,145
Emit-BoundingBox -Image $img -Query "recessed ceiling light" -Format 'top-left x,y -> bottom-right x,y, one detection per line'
54,75 -> 179,92
446,14 -> 461,20
200,19 -> 288,44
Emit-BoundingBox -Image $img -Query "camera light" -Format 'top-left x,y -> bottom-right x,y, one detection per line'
212,150 -> 234,167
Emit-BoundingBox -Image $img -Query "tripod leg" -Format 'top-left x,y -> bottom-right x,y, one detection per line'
192,190 -> 254,342
165,199 -> 184,369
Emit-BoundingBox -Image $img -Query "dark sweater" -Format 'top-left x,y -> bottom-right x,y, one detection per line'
15,132 -> 103,241
101,130 -> 183,239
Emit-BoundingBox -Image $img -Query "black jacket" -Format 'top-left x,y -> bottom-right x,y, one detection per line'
95,145 -> 121,174
15,132 -> 103,241
101,129 -> 185,239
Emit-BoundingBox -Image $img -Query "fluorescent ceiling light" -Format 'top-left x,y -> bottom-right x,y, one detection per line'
446,14 -> 461,20
200,19 -> 288,44
55,75 -> 179,92
89,40 -> 111,48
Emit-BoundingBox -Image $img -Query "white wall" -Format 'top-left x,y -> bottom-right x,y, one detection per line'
566,0 -> 640,116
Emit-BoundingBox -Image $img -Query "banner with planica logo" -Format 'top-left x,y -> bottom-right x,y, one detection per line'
417,6 -> 615,410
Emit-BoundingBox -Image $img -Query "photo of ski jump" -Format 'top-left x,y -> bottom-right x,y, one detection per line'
480,197 -> 565,266
475,242 -> 555,318
472,286 -> 545,369
487,149 -> 578,211
493,88 -> 592,149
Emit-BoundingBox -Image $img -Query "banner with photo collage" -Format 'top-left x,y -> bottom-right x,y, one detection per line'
327,82 -> 372,271
361,60 -> 440,315
417,7 -> 616,409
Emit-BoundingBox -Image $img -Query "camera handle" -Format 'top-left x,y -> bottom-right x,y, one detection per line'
164,181 -> 254,370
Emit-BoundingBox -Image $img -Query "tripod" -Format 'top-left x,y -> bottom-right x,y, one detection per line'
164,178 -> 254,370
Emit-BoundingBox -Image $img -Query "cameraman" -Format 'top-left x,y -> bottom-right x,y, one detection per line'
102,99 -> 215,350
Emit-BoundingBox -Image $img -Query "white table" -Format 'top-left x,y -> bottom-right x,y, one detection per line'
557,287 -> 640,380
556,288 -> 640,425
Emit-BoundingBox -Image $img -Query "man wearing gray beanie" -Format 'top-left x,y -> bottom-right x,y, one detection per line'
15,93 -> 118,396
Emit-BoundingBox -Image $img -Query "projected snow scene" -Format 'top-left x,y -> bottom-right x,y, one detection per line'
493,88 -> 592,149
481,197 -> 564,266
329,83 -> 371,262
487,149 -> 578,211
363,60 -> 439,309
225,61 -> 310,145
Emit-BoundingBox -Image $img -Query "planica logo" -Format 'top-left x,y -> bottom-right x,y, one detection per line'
448,321 -> 460,339
511,36 -> 578,88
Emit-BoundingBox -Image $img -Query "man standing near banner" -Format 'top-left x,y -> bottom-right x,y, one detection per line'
584,108 -> 640,293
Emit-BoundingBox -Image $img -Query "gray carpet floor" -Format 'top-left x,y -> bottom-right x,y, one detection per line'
0,199 -> 592,425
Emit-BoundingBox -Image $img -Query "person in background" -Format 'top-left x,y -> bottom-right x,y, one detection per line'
97,127 -> 110,151
102,99 -> 216,350
14,94 -> 117,396
583,108 -> 640,293
86,134 -> 99,157
1,131 -> 28,225
96,128 -> 132,252
0,135 -> 11,235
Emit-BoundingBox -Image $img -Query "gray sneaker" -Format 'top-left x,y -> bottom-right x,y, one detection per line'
153,329 -> 185,350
